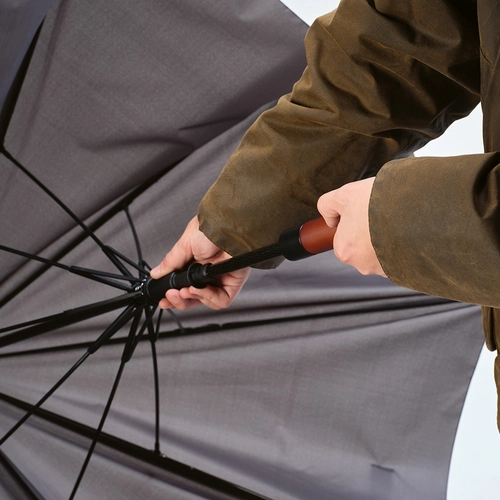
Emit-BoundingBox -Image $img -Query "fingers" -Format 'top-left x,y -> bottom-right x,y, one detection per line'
317,190 -> 342,228
158,289 -> 203,311
316,178 -> 386,277
151,215 -> 251,311
150,215 -> 223,281
189,268 -> 251,309
150,243 -> 186,280
158,268 -> 251,311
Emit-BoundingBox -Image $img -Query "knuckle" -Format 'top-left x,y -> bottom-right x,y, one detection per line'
335,189 -> 350,206
333,244 -> 352,265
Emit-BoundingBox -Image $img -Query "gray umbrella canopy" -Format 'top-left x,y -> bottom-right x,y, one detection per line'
0,1 -> 483,499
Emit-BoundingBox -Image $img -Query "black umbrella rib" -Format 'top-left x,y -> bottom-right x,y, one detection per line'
0,393 -> 270,500
0,449 -> 44,500
70,266 -> 141,284
70,305 -> 148,499
124,206 -> 143,267
0,154 -> 188,309
1,146 -> 134,279
146,307 -> 163,454
150,336 -> 162,453
0,351 -> 90,447
0,295 -> 457,360
0,304 -> 138,447
0,292 -> 141,347
0,244 -> 137,291
0,308 -> 186,359
104,245 -> 148,275
70,359 -> 127,499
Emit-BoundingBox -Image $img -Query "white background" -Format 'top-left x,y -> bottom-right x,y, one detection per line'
280,1 -> 500,498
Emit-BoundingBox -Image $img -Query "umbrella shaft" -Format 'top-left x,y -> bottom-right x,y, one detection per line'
143,216 -> 336,303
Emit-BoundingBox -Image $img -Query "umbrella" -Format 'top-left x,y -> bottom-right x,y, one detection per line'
0,0 -> 484,499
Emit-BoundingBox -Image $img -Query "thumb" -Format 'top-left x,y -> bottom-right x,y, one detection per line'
150,217 -> 199,279
150,239 -> 188,279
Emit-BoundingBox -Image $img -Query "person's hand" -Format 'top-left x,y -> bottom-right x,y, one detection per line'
150,216 -> 251,310
317,177 -> 386,277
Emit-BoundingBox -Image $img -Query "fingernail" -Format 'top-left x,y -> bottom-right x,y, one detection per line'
150,266 -> 160,277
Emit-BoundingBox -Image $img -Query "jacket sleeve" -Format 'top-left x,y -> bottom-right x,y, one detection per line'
198,0 -> 480,266
370,151 -> 500,307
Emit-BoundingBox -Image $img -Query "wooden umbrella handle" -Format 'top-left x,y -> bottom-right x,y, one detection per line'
299,217 -> 337,256
279,217 -> 336,261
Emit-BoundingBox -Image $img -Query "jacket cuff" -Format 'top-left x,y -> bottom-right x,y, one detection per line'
369,153 -> 500,307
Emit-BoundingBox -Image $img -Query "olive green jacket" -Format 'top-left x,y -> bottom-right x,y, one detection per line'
198,0 -> 500,424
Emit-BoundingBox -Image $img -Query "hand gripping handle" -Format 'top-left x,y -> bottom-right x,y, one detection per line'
144,217 -> 336,303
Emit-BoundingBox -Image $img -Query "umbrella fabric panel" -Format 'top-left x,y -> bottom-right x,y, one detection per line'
0,0 -> 307,283
0,286 -> 482,500
0,0 -> 54,122
148,303 -> 480,500
0,401 -> 230,500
